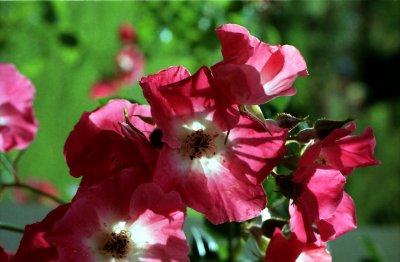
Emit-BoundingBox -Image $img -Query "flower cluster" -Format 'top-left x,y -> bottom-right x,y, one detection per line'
0,24 -> 379,261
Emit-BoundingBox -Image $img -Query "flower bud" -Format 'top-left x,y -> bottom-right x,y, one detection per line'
262,218 -> 288,238
293,128 -> 317,143
119,23 -> 136,44
275,113 -> 305,130
313,118 -> 352,140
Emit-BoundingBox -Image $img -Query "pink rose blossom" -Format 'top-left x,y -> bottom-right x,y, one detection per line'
50,170 -> 189,262
279,166 -> 346,243
0,64 -> 38,152
212,24 -> 308,105
140,66 -> 287,224
315,192 -> 357,242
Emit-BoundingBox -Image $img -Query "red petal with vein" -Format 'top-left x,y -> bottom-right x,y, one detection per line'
265,228 -> 303,262
291,167 -> 346,243
316,192 -> 357,241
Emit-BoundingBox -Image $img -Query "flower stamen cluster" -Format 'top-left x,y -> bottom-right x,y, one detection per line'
102,230 -> 131,260
182,130 -> 217,160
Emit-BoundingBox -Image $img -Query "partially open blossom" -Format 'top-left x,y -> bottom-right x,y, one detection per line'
299,122 -> 380,175
64,99 -> 157,186
212,24 -> 308,105
11,204 -> 70,262
265,228 -> 331,262
140,66 -> 287,224
315,192 -> 357,242
0,64 -> 38,152
276,166 -> 346,243
50,170 -> 189,262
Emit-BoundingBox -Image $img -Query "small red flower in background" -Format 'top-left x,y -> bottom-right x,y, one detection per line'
90,23 -> 145,99
0,64 -> 38,152
140,66 -> 287,224
49,170 -> 189,262
212,24 -> 308,105
119,23 -> 137,44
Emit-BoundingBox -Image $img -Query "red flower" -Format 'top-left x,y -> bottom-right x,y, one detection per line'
299,122 -> 380,175
315,192 -> 357,242
140,66 -> 287,224
0,64 -> 38,152
64,99 -> 158,186
265,228 -> 331,262
212,24 -> 308,105
119,23 -> 137,44
49,170 -> 189,262
281,166 -> 346,243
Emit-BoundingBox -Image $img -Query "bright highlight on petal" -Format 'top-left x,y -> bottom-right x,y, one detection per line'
112,221 -> 127,234
199,155 -> 224,177
0,116 -> 7,125
128,220 -> 153,248
183,121 -> 206,131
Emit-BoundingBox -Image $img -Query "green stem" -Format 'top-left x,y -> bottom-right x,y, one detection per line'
0,222 -> 24,234
0,153 -> 13,176
1,182 -> 66,205
12,150 -> 26,183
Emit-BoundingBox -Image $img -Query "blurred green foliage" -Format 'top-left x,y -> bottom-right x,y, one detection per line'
0,0 -> 399,228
